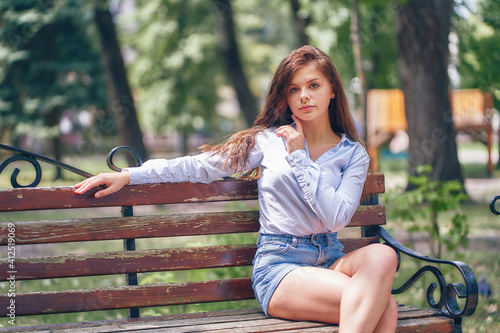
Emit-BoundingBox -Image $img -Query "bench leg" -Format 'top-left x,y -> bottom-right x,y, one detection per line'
453,317 -> 462,333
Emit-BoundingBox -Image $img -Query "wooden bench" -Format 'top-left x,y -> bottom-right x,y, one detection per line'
0,146 -> 478,332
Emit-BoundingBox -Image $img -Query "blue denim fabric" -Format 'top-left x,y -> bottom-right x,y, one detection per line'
251,232 -> 345,316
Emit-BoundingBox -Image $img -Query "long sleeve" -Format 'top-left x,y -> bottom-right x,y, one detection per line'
125,153 -> 228,185
125,143 -> 264,186
285,143 -> 369,232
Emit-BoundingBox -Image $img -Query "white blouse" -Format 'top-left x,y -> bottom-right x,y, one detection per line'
126,127 -> 370,236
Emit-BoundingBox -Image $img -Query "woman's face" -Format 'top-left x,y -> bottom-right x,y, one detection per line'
285,64 -> 333,125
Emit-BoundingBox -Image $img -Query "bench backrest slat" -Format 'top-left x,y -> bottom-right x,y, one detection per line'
13,279 -> 255,316
0,211 -> 261,245
0,181 -> 260,212
0,174 -> 384,212
0,245 -> 257,280
0,205 -> 385,245
0,237 -> 380,281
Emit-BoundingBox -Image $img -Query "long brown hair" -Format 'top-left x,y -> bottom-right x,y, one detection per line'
202,45 -> 362,173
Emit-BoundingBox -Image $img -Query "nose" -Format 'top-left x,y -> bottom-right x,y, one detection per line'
300,89 -> 310,102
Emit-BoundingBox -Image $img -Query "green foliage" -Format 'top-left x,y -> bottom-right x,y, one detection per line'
455,0 -> 500,107
0,1 -> 108,143
384,165 -> 470,258
121,0 -> 224,143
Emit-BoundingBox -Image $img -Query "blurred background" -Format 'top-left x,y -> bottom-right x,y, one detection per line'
0,0 -> 498,179
0,0 -> 499,331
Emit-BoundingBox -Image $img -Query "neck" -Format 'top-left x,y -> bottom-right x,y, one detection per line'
301,119 -> 336,143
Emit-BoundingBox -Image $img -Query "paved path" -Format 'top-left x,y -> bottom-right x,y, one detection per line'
465,178 -> 500,202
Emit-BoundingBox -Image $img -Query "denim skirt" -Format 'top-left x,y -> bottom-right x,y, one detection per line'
251,232 -> 345,316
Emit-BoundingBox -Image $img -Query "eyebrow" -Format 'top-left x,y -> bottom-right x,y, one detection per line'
288,78 -> 321,86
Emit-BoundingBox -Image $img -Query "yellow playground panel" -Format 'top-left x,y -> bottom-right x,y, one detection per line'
367,89 -> 494,174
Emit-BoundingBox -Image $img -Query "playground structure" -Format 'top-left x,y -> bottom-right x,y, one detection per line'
367,89 -> 495,175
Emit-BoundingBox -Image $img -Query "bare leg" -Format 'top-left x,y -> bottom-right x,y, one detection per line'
331,243 -> 398,332
267,243 -> 398,332
373,295 -> 398,333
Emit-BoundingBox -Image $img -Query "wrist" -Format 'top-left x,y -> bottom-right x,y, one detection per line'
121,170 -> 131,184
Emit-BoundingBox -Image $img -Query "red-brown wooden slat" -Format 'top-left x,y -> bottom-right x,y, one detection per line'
0,174 -> 384,212
396,316 -> 454,332
342,237 -> 379,253
0,211 -> 260,245
364,173 -> 385,195
0,244 -> 257,281
0,307 -> 455,333
0,180 -> 259,212
0,308 -> 266,333
0,278 -> 255,316
0,237 -> 379,281
0,206 -> 385,245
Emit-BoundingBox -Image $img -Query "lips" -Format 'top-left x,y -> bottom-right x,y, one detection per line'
299,105 -> 314,111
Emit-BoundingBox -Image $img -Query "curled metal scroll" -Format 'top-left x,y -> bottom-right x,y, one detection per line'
0,154 -> 42,188
1,144 -> 143,188
490,196 -> 500,215
106,146 -> 143,171
0,144 -> 93,188
390,263 -> 447,309
374,225 -> 478,319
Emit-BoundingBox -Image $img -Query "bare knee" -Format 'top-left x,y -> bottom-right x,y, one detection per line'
365,243 -> 398,274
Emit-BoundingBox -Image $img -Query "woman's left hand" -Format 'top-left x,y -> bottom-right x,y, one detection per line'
276,115 -> 305,154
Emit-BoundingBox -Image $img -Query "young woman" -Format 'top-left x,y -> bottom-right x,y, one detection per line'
75,45 -> 398,332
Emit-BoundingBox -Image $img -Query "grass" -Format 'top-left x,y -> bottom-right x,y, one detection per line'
1,145 -> 498,330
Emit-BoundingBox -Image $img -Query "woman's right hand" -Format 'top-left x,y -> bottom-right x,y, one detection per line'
74,171 -> 130,198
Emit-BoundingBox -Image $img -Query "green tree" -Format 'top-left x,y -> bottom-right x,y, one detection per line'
214,0 -> 259,127
455,0 -> 500,96
94,1 -> 148,161
396,0 -> 463,184
122,0 -> 303,154
123,0 -> 225,155
385,165 -> 469,259
454,0 -> 500,167
0,0 -> 107,178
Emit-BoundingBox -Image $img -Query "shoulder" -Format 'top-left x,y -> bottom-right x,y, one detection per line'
339,134 -> 370,164
255,127 -> 277,143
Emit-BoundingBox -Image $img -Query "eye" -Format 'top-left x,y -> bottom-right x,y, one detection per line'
289,87 -> 299,94
310,83 -> 320,89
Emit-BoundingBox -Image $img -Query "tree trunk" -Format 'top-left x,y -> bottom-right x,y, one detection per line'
289,0 -> 309,47
350,0 -> 368,143
49,107 -> 63,180
395,0 -> 463,183
44,21 -> 63,180
213,0 -> 258,127
94,5 -> 148,163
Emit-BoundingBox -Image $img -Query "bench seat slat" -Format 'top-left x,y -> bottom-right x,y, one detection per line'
0,308 -> 265,332
0,206 -> 385,245
168,317 -> 330,333
0,307 -> 454,332
0,279 -> 255,316
0,174 -> 384,212
0,237 -> 380,281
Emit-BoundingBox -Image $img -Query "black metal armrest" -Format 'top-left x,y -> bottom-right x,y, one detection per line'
0,144 -> 142,188
370,225 -> 478,321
